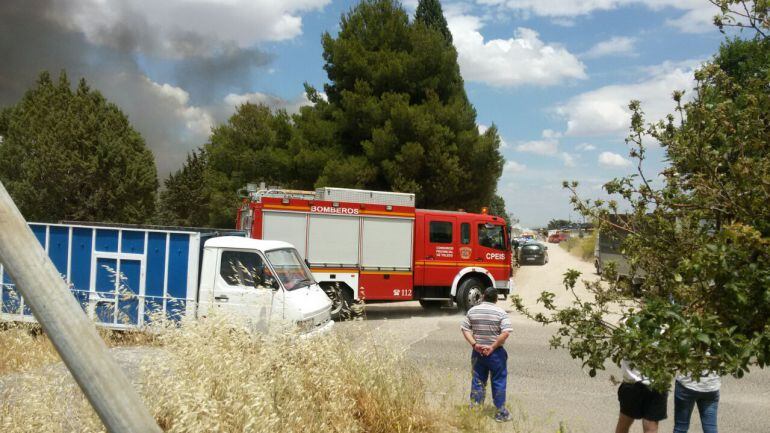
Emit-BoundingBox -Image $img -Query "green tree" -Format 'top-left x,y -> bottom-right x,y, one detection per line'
301,0 -> 503,211
415,0 -> 453,44
547,219 -> 572,230
488,194 -> 511,226
0,71 -> 158,223
204,103 -> 294,228
157,148 -> 209,227
514,20 -> 770,390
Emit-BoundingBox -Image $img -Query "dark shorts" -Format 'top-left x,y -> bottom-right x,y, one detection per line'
618,382 -> 668,421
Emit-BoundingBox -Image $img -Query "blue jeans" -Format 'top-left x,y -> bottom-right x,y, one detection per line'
673,381 -> 719,433
470,347 -> 508,411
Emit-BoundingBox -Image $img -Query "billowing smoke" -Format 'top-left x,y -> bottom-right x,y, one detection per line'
0,0 -> 326,176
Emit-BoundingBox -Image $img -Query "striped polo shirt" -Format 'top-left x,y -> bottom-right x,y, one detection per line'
461,302 -> 513,346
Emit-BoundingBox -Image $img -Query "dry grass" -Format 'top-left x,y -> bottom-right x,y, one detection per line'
0,317 -> 568,433
559,233 -> 596,261
0,323 -> 59,375
0,317 -> 446,433
0,322 -> 158,375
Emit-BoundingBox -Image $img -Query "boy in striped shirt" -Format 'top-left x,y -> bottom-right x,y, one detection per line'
461,287 -> 513,422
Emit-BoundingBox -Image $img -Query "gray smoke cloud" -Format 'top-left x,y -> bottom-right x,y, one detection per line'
0,0 -> 290,177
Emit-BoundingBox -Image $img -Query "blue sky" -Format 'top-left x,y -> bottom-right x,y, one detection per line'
0,0 -> 733,227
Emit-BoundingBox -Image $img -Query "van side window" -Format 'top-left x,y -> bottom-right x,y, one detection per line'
460,223 -> 470,245
220,250 -> 269,288
478,224 -> 505,250
429,221 -> 453,244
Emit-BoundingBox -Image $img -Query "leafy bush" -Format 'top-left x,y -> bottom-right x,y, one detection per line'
559,233 -> 596,261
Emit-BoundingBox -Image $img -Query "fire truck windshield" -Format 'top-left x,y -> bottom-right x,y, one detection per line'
478,223 -> 506,251
265,248 -> 316,291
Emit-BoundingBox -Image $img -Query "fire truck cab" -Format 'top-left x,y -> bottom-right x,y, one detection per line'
236,185 -> 513,318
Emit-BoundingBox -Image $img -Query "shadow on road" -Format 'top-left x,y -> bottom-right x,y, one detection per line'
360,302 -> 464,320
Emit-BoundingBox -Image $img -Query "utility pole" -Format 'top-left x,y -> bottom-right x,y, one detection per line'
0,181 -> 162,433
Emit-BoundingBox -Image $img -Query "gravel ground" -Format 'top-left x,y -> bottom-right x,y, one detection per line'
346,244 -> 770,433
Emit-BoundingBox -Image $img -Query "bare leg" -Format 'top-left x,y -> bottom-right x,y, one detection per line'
615,413 -> 634,433
642,419 -> 659,433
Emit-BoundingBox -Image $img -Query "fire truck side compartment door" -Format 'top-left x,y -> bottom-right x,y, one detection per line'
263,212 -> 308,257
361,217 -> 413,269
307,214 -> 359,266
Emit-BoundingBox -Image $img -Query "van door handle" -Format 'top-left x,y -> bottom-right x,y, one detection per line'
475,258 -> 483,262
214,295 -> 229,302
426,255 -> 434,260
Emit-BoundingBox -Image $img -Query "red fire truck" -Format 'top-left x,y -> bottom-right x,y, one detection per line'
236,186 -> 513,318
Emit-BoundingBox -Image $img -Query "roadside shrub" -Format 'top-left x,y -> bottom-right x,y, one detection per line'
559,233 -> 596,261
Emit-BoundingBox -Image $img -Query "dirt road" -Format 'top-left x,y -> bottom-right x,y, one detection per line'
349,244 -> 770,432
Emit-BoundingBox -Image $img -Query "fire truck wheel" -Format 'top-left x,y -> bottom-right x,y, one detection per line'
322,283 -> 354,321
457,277 -> 486,312
418,300 -> 443,309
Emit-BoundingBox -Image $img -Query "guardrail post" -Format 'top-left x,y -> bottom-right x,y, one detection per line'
0,181 -> 162,433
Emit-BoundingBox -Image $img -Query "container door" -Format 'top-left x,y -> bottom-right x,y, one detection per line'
421,216 -> 458,287
214,249 -> 275,330
93,257 -> 144,326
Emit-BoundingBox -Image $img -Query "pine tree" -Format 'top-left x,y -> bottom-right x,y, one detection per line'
415,0 -> 453,44
204,103 -> 295,227
157,148 -> 209,227
0,71 -> 158,223
301,0 -> 503,211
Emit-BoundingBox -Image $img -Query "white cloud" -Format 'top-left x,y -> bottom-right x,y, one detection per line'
222,91 -> 315,115
58,0 -> 331,58
475,1 -> 717,34
583,36 -> 637,58
561,152 -> 576,167
504,160 -> 527,174
516,138 -> 559,155
516,128 -> 562,155
148,80 -> 214,137
576,143 -> 597,151
446,13 -> 586,87
542,129 -> 562,139
556,60 -> 700,137
598,151 -> 632,167
666,7 -> 717,33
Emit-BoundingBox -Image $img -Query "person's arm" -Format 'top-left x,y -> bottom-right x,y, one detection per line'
462,329 -> 483,352
481,331 -> 510,356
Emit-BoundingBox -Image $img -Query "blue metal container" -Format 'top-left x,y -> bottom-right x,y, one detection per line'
0,222 -> 240,329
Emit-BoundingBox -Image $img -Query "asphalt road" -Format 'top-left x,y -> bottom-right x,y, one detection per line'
344,244 -> 770,432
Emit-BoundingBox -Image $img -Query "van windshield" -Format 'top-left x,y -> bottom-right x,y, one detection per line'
265,248 -> 316,291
